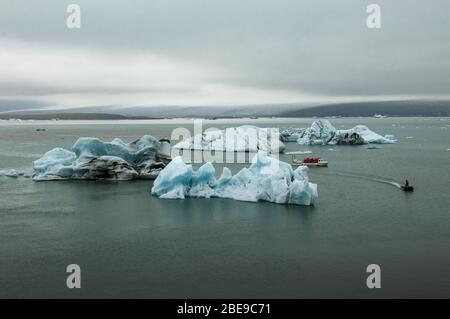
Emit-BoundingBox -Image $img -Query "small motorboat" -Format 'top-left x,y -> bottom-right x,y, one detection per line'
292,157 -> 329,167
401,185 -> 414,192
401,179 -> 414,192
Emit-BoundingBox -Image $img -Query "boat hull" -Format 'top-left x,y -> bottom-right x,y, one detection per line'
292,160 -> 328,167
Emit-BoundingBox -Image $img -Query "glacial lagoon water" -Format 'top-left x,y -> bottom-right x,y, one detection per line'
0,117 -> 449,298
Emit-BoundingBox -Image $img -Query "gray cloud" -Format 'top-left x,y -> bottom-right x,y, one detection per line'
0,0 -> 449,109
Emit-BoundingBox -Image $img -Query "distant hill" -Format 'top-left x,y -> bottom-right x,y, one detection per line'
23,104 -> 309,118
0,113 -> 153,120
0,104 -> 308,119
278,100 -> 450,117
1,100 -> 449,120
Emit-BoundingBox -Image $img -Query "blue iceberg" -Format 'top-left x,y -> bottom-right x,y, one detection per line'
33,136 -> 171,181
152,152 -> 318,206
287,120 -> 396,145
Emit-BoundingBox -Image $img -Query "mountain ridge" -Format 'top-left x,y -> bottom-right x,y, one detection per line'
1,100 -> 450,120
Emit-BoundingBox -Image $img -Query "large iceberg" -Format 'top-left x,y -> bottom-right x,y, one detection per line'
33,136 -> 171,181
288,120 -> 396,145
152,152 -> 318,206
173,125 -> 285,153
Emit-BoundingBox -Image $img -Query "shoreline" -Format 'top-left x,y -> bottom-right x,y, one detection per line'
1,116 -> 450,125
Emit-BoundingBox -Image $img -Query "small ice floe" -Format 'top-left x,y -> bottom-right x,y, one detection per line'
0,169 -> 25,178
384,135 -> 396,142
8,118 -> 23,123
405,136 -> 414,139
328,148 -> 336,151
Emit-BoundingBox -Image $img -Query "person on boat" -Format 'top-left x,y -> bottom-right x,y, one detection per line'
404,179 -> 409,187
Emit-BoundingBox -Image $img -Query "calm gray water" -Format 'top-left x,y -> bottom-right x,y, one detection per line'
1,117 -> 449,298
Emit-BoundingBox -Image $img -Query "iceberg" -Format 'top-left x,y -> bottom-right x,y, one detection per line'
291,120 -> 396,145
339,125 -> 397,144
33,136 -> 171,181
173,125 -> 285,153
152,152 -> 318,206
296,120 -> 339,145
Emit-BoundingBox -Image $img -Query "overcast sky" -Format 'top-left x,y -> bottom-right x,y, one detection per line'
1,0 -> 449,111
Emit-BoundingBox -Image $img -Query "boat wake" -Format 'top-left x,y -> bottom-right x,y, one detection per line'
314,170 -> 402,189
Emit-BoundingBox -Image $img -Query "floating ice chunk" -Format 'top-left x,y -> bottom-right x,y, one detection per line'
33,136 -> 170,181
294,120 -> 396,145
0,169 -> 25,178
173,125 -> 285,153
152,152 -> 318,206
